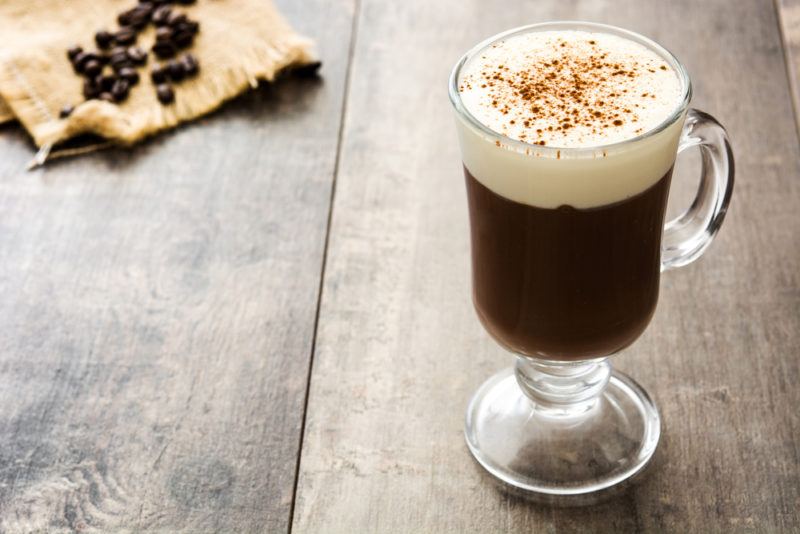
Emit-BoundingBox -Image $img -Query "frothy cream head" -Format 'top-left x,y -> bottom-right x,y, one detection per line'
458,30 -> 683,148
452,25 -> 689,209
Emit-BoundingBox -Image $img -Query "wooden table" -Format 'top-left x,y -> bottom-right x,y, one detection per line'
1,0 -> 798,532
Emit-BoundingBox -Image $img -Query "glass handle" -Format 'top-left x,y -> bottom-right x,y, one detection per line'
661,108 -> 735,271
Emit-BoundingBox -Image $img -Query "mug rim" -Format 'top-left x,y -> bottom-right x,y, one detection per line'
448,21 -> 693,154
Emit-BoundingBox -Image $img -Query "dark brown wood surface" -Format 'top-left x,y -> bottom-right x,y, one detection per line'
292,0 -> 800,532
0,0 -> 355,531
1,0 -> 799,533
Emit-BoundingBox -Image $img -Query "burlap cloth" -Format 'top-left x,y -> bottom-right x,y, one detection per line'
0,98 -> 13,123
0,0 -> 315,163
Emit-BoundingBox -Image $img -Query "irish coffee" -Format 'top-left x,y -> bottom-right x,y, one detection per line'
454,21 -> 734,499
455,30 -> 685,360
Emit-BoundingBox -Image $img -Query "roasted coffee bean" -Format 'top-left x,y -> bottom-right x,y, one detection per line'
175,0 -> 196,4
74,52 -> 101,73
99,92 -> 115,103
117,8 -> 137,26
136,2 -> 154,17
129,17 -> 148,31
109,56 -> 129,70
84,52 -> 104,63
110,51 -> 131,69
152,6 -> 172,25
111,79 -> 130,101
67,45 -> 83,61
108,47 -> 127,66
109,46 -> 128,58
181,53 -> 199,76
84,59 -> 103,77
291,60 -> 323,78
151,65 -> 168,83
183,20 -> 200,34
167,59 -> 185,81
155,26 -> 173,41
128,7 -> 151,30
119,67 -> 140,85
59,104 -> 74,119
126,46 -> 148,65
152,41 -> 177,59
96,73 -> 117,92
173,31 -> 194,49
167,12 -> 187,27
95,30 -> 114,49
73,51 -> 90,65
156,84 -> 174,104
112,60 -> 134,73
83,79 -> 100,99
118,5 -> 150,28
72,52 -> 89,72
115,28 -> 137,46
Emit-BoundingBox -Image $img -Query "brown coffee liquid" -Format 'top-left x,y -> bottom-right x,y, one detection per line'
465,167 -> 673,360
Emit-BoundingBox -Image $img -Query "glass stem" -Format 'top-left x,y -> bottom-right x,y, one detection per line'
514,356 -> 611,416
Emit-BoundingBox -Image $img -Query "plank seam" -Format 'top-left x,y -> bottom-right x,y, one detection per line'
285,0 -> 363,531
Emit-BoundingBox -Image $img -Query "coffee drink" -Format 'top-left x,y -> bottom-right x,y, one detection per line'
455,30 -> 685,360
455,22 -> 734,499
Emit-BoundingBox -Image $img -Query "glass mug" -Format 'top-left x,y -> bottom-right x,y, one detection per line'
449,21 -> 734,499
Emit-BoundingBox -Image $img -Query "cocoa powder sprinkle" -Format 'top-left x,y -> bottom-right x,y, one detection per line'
459,31 -> 682,148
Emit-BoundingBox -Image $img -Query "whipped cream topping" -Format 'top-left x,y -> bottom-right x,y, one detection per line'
458,30 -> 682,148
453,28 -> 688,208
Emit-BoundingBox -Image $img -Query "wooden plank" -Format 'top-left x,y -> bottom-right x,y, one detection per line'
0,0 -> 354,532
293,0 -> 800,532
778,0 -> 800,131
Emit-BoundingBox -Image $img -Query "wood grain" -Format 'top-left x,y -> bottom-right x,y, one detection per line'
778,0 -> 800,130
293,0 -> 800,532
0,0 -> 354,532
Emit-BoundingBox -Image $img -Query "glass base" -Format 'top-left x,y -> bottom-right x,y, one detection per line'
465,365 -> 660,502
